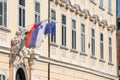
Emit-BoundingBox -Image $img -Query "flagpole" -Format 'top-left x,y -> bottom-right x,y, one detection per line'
48,0 -> 50,80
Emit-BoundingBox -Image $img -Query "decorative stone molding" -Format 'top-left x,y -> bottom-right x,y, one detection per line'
0,33 -> 7,42
65,4 -> 71,10
62,0 -> 71,5
10,28 -> 31,67
53,0 -> 112,31
107,24 -> 115,33
82,9 -> 90,19
59,1 -> 66,7
79,11 -> 85,16
69,5 -> 75,12
55,0 -> 61,5
64,0 -> 71,10
89,14 -> 99,24
101,20 -> 108,28
73,4 -> 81,15
99,20 -> 108,28
99,21 -> 104,27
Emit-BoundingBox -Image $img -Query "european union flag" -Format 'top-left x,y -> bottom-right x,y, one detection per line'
44,22 -> 56,35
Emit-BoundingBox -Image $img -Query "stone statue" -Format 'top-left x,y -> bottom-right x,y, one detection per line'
10,28 -> 29,66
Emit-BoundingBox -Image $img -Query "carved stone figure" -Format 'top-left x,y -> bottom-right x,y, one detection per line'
11,29 -> 28,65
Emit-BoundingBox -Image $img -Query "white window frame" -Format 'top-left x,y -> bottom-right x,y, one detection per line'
100,33 -> 104,59
0,0 -> 7,27
91,28 -> 95,56
72,19 -> 76,49
19,0 -> 25,27
81,23 -> 85,53
61,13 -> 66,46
50,8 -> 56,43
35,0 -> 40,23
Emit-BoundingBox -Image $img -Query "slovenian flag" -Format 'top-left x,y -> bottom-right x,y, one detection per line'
25,21 -> 56,48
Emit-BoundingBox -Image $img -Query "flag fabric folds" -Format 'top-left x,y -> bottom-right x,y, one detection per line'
44,22 -> 56,35
25,21 -> 56,48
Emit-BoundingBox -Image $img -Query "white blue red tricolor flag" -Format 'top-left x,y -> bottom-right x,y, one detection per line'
25,21 -> 56,48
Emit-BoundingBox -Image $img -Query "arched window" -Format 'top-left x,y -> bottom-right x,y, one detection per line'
0,71 -> 6,80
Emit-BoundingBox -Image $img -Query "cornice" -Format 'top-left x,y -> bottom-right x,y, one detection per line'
82,9 -> 90,19
107,24 -> 116,33
51,0 -> 116,33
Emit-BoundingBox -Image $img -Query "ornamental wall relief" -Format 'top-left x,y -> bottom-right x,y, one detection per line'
0,33 -> 7,42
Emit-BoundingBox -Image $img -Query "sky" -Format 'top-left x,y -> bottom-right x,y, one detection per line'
118,0 -> 120,17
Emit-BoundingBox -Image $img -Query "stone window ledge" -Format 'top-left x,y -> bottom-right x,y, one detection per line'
107,11 -> 113,16
0,26 -> 11,33
50,42 -> 59,47
60,45 -> 69,50
90,0 -> 97,5
108,62 -> 114,66
80,52 -> 87,56
70,49 -> 78,53
90,55 -> 97,60
99,6 -> 105,11
99,58 -> 105,63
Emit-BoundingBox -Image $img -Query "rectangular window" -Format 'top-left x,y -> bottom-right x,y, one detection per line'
72,19 -> 76,49
50,9 -> 56,43
35,1 -> 40,23
108,0 -> 112,13
109,37 -> 112,62
100,33 -> 104,59
19,0 -> 25,27
62,15 -> 66,46
81,24 -> 85,52
0,1 -> 7,27
91,29 -> 95,56
100,0 -> 103,7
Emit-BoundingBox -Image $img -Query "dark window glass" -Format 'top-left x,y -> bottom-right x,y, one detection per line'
62,14 -> 66,46
19,8 -> 22,26
72,20 -> 76,29
50,9 -> 56,43
72,19 -> 76,49
35,2 -> 40,13
100,33 -> 104,59
0,3 -> 2,25
19,0 -> 25,6
62,15 -> 66,25
51,10 -> 56,20
62,26 -> 66,46
100,33 -> 103,41
23,9 -> 25,27
72,30 -> 76,49
4,2 -> 7,26
100,42 -> 104,59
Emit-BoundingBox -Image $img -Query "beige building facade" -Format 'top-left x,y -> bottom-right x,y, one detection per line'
0,0 -> 118,80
